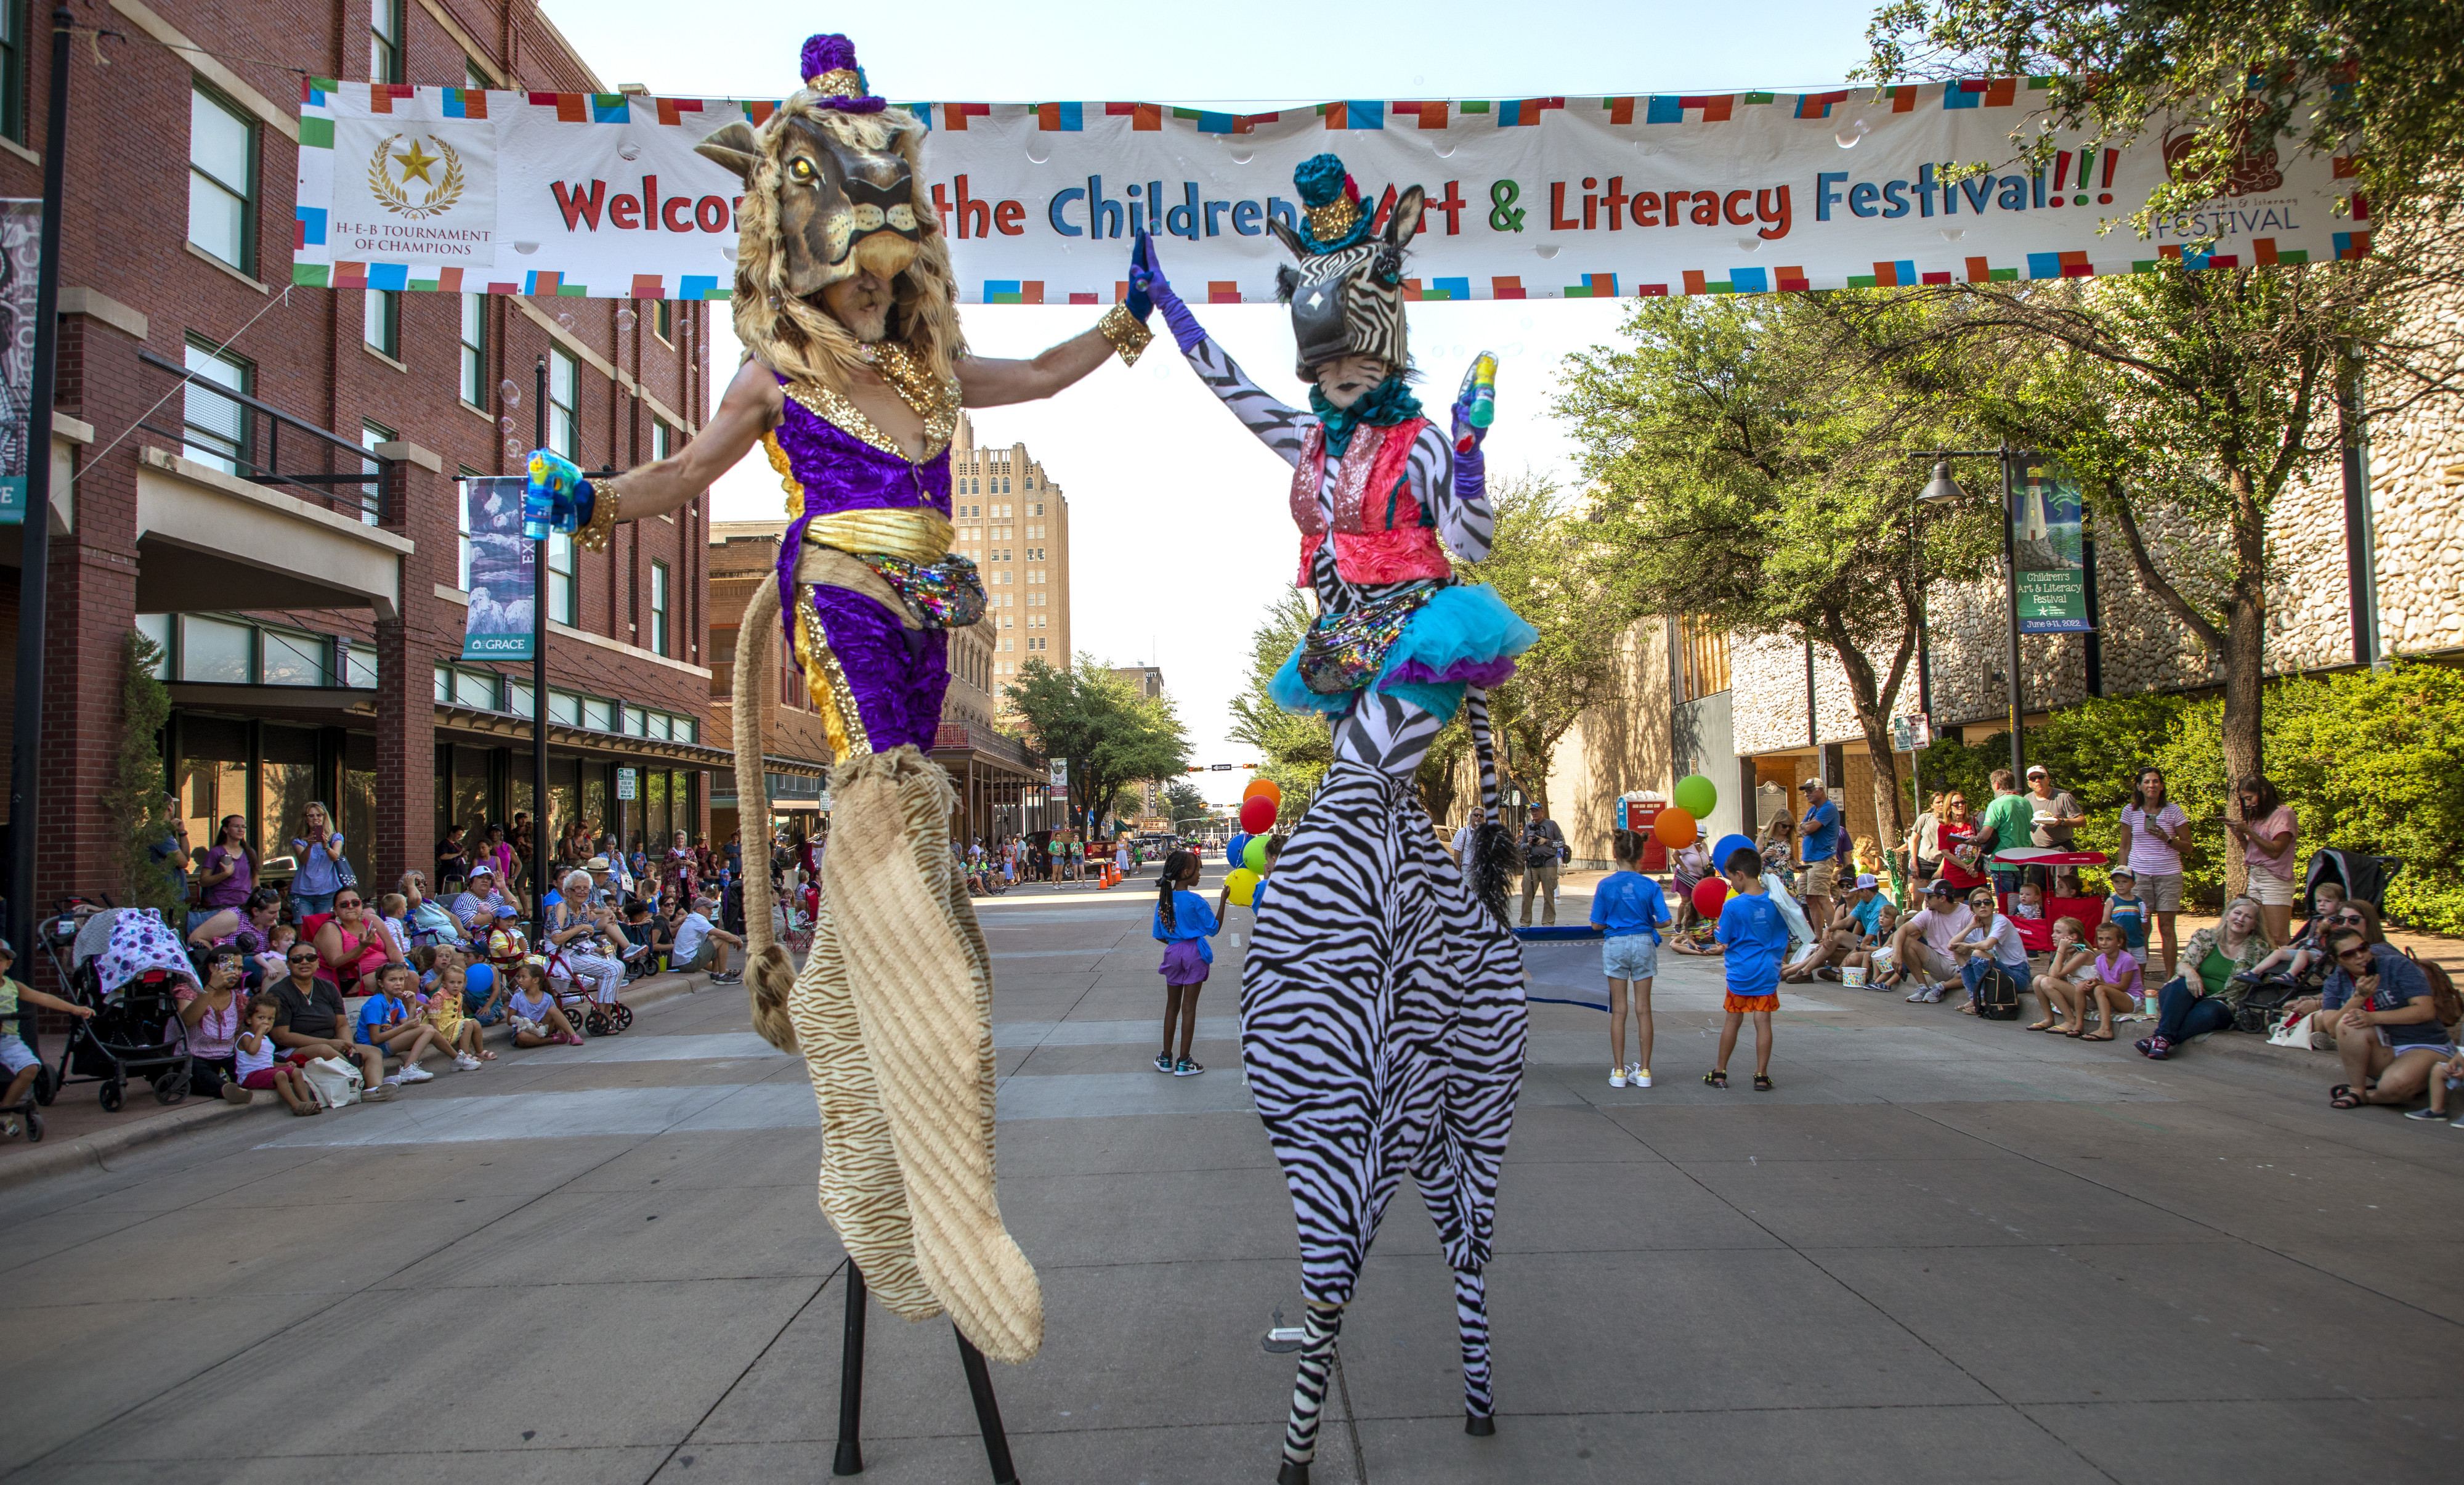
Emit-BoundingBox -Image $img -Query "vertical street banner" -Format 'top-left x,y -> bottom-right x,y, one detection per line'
461,475 -> 535,659
2013,454 -> 2093,633
0,200 -> 40,526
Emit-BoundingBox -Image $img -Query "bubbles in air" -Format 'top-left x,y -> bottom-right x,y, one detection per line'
619,143 -> 642,161
499,416 -> 514,433
557,312 -> 575,330
500,380 -> 520,407
1835,119 -> 1870,148
505,437 -> 524,456
615,308 -> 637,328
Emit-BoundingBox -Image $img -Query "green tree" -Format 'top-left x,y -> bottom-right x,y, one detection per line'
1228,588 -> 1332,821
1862,1 -> 2464,230
1458,473 -> 1629,816
1161,778 -> 1211,834
1559,294 -> 1996,847
107,630 -> 185,916
1003,655 -> 1191,834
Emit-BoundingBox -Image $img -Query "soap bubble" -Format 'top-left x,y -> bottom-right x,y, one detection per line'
506,437 -> 524,457
500,380 -> 520,407
557,312 -> 575,330
619,143 -> 642,161
499,416 -> 514,433
615,307 -> 637,329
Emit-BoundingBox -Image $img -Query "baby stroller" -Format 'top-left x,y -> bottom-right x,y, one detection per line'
2304,848 -> 2400,919
541,946 -> 631,1038
37,904 -> 195,1112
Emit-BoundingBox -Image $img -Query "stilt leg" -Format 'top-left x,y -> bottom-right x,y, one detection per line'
955,1326 -> 1020,1485
1276,1303 -> 1344,1484
833,1264 -> 868,1476
1454,1267 -> 1495,1434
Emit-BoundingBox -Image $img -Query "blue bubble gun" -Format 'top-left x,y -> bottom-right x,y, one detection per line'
1456,351 -> 1497,453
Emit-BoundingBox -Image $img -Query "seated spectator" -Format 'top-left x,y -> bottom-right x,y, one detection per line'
2011,881 -> 2046,921
2322,930 -> 2458,1109
353,963 -> 459,1083
671,896 -> 744,985
485,903 -> 532,976
2283,900 -> 2385,1035
1787,873 -> 1887,983
1948,887 -> 2032,1016
451,865 -> 510,940
2136,896 -> 2273,1060
546,869 -> 628,1015
3,937 -> 95,1134
187,886 -> 285,987
1841,901 -> 1900,983
312,890 -> 400,995
375,892 -> 411,962
2071,921 -> 2145,1042
505,962 -> 582,1048
2401,1047 -> 2464,1127
400,871 -> 461,951
233,996 -> 318,1115
2026,917 -> 2097,1033
2103,867 -> 2150,968
174,945 -> 255,1104
265,944 -> 392,1101
1888,882 -> 1973,1002
256,922 -> 299,988
425,964 -> 491,1065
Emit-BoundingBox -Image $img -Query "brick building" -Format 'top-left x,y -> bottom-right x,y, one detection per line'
949,413 -> 1071,705
0,1 -> 724,917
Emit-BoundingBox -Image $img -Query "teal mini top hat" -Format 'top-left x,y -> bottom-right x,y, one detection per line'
1291,153 -> 1374,254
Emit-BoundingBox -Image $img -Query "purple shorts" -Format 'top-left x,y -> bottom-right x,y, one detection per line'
1157,939 -> 1209,986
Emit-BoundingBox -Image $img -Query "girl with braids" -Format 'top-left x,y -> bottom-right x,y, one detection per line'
1132,152 -> 1536,1473
1151,850 -> 1220,1076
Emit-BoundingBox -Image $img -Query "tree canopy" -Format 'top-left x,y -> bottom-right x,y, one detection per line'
1002,656 -> 1191,834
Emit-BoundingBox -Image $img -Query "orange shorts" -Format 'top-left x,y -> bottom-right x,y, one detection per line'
1724,992 -> 1779,1014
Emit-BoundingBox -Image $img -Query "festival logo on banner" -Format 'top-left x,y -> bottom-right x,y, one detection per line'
0,200 -> 39,526
323,102 -> 498,271
2012,455 -> 2091,634
461,476 -> 534,659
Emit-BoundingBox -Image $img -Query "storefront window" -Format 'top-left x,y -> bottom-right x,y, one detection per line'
451,746 -> 491,842
180,616 -> 251,683
646,769 -> 670,847
582,771 -> 608,847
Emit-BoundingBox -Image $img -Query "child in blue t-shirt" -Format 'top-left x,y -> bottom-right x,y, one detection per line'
1712,845 -> 1789,1091
1591,829 -> 1671,1090
1151,850 -> 1220,1078
2104,866 -> 2150,967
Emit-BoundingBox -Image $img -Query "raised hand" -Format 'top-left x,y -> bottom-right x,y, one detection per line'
1129,229 -> 1207,354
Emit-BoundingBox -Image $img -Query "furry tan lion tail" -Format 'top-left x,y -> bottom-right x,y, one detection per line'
733,575 -> 798,1052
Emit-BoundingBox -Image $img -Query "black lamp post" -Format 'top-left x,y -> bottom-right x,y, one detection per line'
1909,447 -> 2025,783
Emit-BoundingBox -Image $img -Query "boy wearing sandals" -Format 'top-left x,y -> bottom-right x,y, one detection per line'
1711,845 -> 1786,1092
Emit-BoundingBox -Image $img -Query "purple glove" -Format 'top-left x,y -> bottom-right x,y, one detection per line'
1129,230 -> 1206,354
1451,396 -> 1487,501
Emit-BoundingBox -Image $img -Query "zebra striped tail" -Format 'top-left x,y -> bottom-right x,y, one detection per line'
1463,690 -> 1517,930
1279,1303 -> 1343,1476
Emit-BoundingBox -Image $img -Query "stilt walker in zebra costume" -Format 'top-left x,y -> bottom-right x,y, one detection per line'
1130,154 -> 1538,1481
521,36 -> 1154,1451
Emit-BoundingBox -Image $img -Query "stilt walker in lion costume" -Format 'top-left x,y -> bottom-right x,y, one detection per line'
1129,155 -> 1536,1481
522,35 -> 1152,1475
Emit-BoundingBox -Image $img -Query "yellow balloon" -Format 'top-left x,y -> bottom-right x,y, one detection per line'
1226,868 -> 1260,906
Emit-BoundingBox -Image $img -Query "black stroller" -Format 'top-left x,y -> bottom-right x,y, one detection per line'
2303,848 -> 2401,920
31,903 -> 197,1113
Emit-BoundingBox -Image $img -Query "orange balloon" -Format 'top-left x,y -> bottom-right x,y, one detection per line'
1242,778 -> 1282,807
1653,805 -> 1696,851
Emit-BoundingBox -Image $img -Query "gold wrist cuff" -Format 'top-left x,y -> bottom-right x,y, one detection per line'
575,474 -> 623,553
1098,303 -> 1153,367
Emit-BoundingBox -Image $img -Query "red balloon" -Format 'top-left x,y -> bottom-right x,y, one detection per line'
1653,805 -> 1696,852
1239,795 -> 1278,834
1692,878 -> 1729,917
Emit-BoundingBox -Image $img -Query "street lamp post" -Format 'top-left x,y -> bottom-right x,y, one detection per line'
1910,447 -> 2025,782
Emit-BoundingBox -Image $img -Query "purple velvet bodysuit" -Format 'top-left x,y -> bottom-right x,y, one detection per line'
772,381 -> 952,754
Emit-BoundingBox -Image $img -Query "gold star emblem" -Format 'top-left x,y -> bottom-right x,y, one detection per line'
392,138 -> 441,185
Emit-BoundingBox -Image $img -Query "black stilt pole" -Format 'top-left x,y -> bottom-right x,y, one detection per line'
833,1264 -> 867,1476
954,1327 -> 1020,1485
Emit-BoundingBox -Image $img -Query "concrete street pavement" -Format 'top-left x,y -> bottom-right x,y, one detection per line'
2,864 -> 2458,1484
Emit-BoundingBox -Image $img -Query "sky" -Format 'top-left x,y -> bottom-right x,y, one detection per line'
542,1 -> 1877,803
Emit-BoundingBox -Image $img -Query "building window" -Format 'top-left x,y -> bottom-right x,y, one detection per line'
182,338 -> 252,474
179,616 -> 253,683
459,293 -> 487,405
370,0 -> 405,83
466,57 -> 492,91
188,84 -> 256,272
363,289 -> 399,358
548,348 -> 578,458
548,532 -> 577,625
651,420 -> 671,462
650,299 -> 672,342
345,644 -> 379,689
0,1 -> 26,142
454,468 -> 480,586
649,559 -> 670,655
357,421 -> 391,526
260,627 -> 328,686
1674,614 -> 1731,703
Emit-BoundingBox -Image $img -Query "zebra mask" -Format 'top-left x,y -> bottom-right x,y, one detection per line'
1270,153 -> 1427,381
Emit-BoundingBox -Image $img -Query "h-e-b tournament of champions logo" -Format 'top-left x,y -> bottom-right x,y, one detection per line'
367,132 -> 466,220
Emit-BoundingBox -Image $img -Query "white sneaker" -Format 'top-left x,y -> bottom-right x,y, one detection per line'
397,1064 -> 435,1084
383,1073 -> 403,1086
454,1053 -> 481,1072
1632,1066 -> 1651,1089
1608,1067 -> 1627,1088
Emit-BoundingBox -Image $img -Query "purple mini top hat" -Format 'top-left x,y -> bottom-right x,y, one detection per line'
800,33 -> 885,113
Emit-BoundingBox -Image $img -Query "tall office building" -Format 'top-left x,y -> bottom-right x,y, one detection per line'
949,415 -> 1070,710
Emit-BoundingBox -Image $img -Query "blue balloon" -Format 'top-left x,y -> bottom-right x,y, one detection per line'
1711,834 -> 1757,874
464,963 -> 494,995
1226,832 -> 1249,867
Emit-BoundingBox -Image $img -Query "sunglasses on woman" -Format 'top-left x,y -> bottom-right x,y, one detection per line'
334,898 -> 362,909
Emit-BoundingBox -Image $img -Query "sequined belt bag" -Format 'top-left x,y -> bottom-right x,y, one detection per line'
800,507 -> 986,632
1297,582 -> 1437,695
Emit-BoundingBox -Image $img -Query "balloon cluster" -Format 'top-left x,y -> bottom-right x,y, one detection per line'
1649,774 -> 1721,850
1226,868 -> 1260,906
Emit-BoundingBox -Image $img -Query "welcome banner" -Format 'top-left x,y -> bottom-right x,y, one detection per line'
293,79 -> 2367,305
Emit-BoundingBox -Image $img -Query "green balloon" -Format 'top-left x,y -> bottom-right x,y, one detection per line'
1673,773 -> 1717,819
1243,836 -> 1268,871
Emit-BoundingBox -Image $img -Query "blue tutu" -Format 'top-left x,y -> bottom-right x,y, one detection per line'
1270,583 -> 1536,720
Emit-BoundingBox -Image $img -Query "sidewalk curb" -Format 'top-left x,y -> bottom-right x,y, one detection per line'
0,970 -> 729,1195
